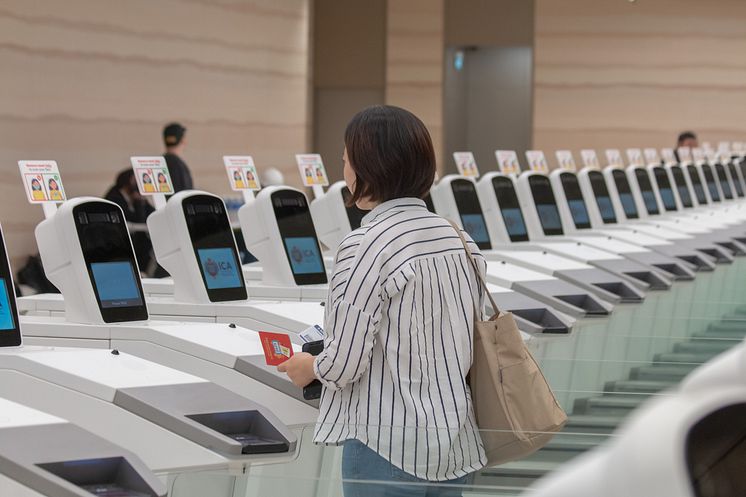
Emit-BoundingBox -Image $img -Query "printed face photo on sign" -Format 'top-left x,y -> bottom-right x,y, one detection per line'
29,176 -> 47,201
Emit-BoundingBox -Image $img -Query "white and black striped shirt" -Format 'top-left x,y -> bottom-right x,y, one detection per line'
313,197 -> 488,481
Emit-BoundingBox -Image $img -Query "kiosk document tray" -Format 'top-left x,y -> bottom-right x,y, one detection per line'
113,382 -> 296,457
186,411 -> 290,454
0,424 -> 166,497
38,457 -> 155,497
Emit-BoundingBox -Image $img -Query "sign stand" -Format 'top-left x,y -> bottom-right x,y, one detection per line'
311,185 -> 325,200
42,203 -> 58,219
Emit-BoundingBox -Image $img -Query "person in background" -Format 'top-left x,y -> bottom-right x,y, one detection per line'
279,105 -> 486,496
104,169 -> 155,272
163,122 -> 193,192
675,131 -> 699,162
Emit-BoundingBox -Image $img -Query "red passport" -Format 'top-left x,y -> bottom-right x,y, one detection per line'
258,331 -> 294,366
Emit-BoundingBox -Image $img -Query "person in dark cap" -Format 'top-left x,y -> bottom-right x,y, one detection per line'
163,122 -> 193,192
675,131 -> 698,162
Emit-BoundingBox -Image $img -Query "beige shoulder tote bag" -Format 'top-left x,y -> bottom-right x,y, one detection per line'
450,222 -> 567,466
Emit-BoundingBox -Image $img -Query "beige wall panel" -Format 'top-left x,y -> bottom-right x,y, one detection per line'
386,0 -> 445,168
0,0 -> 310,266
445,0 -> 534,47
534,0 -> 746,159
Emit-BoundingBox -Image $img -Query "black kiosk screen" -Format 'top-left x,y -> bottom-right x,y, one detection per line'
687,166 -> 708,204
612,170 -> 639,219
588,171 -> 617,224
671,167 -> 694,208
492,176 -> 529,242
528,175 -> 563,236
560,173 -> 591,229
272,191 -> 328,285
653,167 -> 677,211
714,164 -> 733,199
727,163 -> 744,197
451,179 -> 492,250
702,166 -> 721,202
341,187 -> 368,230
74,202 -> 148,323
0,228 -> 21,347
634,169 -> 660,215
183,195 -> 247,302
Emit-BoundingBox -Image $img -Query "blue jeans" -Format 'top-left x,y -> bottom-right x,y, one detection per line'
341,440 -> 469,497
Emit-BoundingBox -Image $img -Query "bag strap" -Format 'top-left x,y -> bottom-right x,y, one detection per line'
448,220 -> 501,316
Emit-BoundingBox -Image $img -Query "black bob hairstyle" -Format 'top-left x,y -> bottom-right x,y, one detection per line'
344,105 -> 436,206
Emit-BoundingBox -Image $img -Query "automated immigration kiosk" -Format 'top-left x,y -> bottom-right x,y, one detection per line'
573,165 -> 699,279
311,181 -> 575,334
18,196 -> 319,412
0,228 -> 303,488
429,175 -> 615,318
664,158 -> 746,242
434,174 -> 651,303
642,161 -> 746,255
623,162 -> 740,261
600,164 -> 718,271
0,398 -> 166,497
491,169 -> 694,285
25,191 -> 327,337
5,203 -> 300,461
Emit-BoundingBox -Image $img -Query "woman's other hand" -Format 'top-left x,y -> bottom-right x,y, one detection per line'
277,352 -> 317,388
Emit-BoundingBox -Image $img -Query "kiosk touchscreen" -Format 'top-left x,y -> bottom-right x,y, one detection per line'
0,398 -> 166,497
432,175 -> 615,317
713,163 -> 735,200
726,161 -> 745,198
667,165 -> 695,209
517,171 -> 673,291
35,201 -> 148,324
683,164 -> 709,206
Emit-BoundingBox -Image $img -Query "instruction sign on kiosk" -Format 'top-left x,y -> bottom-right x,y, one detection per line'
605,149 -> 624,168
555,150 -> 577,171
626,148 -> 644,167
677,147 -> 693,164
525,150 -> 550,173
130,157 -> 174,195
580,150 -> 600,170
644,148 -> 661,166
18,161 -> 67,204
295,154 -> 329,187
453,151 -> 480,178
661,148 -> 677,165
496,150 -> 521,175
224,156 -> 261,191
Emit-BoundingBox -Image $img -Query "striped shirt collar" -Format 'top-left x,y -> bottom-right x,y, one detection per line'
361,197 -> 427,227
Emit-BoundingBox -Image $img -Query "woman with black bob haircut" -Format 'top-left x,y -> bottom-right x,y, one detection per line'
280,105 -> 487,496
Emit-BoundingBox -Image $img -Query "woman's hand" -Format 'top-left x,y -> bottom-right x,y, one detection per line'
277,352 -> 318,388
